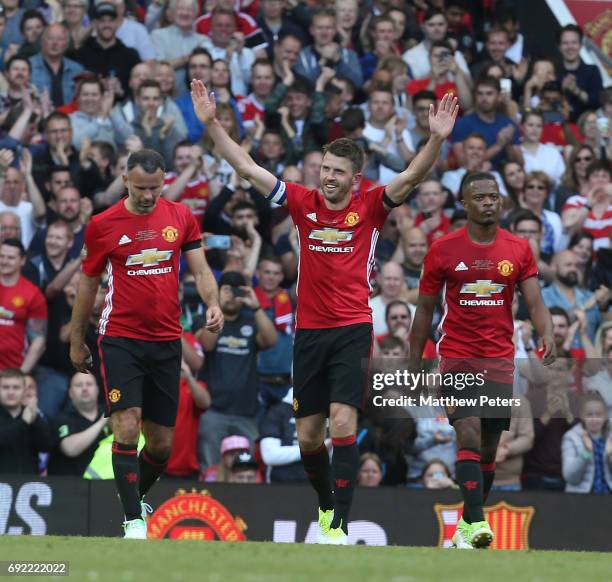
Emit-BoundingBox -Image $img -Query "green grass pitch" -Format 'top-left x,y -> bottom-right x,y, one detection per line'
3,536 -> 611,582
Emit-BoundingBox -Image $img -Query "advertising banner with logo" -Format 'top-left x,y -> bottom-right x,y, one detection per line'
1,478 -> 611,551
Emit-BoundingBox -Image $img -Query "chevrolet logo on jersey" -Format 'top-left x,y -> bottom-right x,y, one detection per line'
460,280 -> 505,297
0,306 -> 15,319
125,248 -> 173,267
459,280 -> 505,306
308,228 -> 353,245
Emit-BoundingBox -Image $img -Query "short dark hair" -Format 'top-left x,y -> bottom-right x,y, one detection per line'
1,237 -> 26,257
460,171 -> 498,200
137,79 -> 161,96
127,149 -> 165,173
287,78 -> 313,96
423,7 -> 445,22
6,55 -> 31,73
0,368 -> 25,383
558,23 -> 583,44
91,140 -> 115,163
232,201 -> 257,215
44,111 -> 70,131
379,335 -> 406,353
586,159 -> 611,180
549,306 -> 570,324
340,108 -> 365,133
510,209 -> 542,231
412,90 -> 436,105
76,76 -> 105,98
385,299 -> 411,322
49,165 -> 72,177
323,138 -> 365,175
475,75 -> 500,93
19,9 -> 46,34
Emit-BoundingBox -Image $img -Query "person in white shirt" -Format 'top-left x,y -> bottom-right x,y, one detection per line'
520,110 -> 566,186
402,8 -> 470,81
362,86 -> 414,184
441,133 -> 507,198
369,261 -> 411,337
150,0 -> 206,93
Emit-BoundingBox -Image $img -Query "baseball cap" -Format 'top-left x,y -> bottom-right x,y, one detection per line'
231,451 -> 258,471
220,435 -> 250,456
93,2 -> 118,19
219,271 -> 246,288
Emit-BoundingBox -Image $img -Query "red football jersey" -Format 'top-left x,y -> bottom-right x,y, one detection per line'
0,276 -> 47,369
285,182 -> 388,329
82,198 -> 201,341
163,172 -> 210,226
419,227 -> 538,381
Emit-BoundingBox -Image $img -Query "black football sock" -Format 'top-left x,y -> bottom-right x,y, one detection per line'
112,442 -> 141,521
330,435 -> 359,534
300,443 -> 334,511
481,461 -> 496,505
138,448 -> 168,499
456,448 -> 484,524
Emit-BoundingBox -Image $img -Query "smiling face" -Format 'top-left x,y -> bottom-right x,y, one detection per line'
571,236 -> 592,265
523,177 -> 547,208
257,259 -> 283,293
7,58 -> 30,88
0,242 -> 25,278
368,90 -> 394,124
77,81 -> 103,116
45,223 -> 73,260
582,400 -> 607,435
559,29 -> 581,62
486,30 -> 510,62
462,179 -> 502,226
319,152 -> 357,204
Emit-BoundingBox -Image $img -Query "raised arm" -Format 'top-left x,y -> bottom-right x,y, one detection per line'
385,94 -> 458,208
190,80 -> 279,200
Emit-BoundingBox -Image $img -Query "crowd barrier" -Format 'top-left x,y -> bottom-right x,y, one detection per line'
1,477 -> 610,551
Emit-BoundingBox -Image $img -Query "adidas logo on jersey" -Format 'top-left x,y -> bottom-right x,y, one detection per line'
455,261 -> 468,271
119,235 -> 132,246
306,213 -> 317,222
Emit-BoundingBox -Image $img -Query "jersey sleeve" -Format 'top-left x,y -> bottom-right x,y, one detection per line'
284,182 -> 313,223
181,206 -> 203,251
518,238 -> 538,282
366,186 -> 390,228
419,241 -> 445,295
81,220 -> 108,277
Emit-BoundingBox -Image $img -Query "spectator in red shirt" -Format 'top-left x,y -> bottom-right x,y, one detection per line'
0,238 -> 47,374
413,179 -> 451,245
165,339 -> 211,479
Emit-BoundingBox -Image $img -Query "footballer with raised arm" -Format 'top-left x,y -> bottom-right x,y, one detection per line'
191,79 -> 458,544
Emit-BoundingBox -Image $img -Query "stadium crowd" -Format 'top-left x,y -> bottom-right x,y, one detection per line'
0,0 -> 611,493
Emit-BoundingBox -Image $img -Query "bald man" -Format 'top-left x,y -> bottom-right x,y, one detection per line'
0,211 -> 21,243
29,23 -> 84,106
541,250 -> 604,345
397,227 -> 428,303
369,261 -> 412,336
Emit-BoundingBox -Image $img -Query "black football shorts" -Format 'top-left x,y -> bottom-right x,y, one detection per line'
443,374 -> 513,433
292,323 -> 373,418
98,336 -> 182,427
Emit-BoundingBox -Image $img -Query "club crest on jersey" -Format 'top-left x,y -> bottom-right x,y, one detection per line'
11,296 -> 24,307
108,388 -> 121,403
308,228 -> 353,245
125,248 -> 173,267
344,211 -> 360,226
497,259 -> 514,277
162,226 -> 179,243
